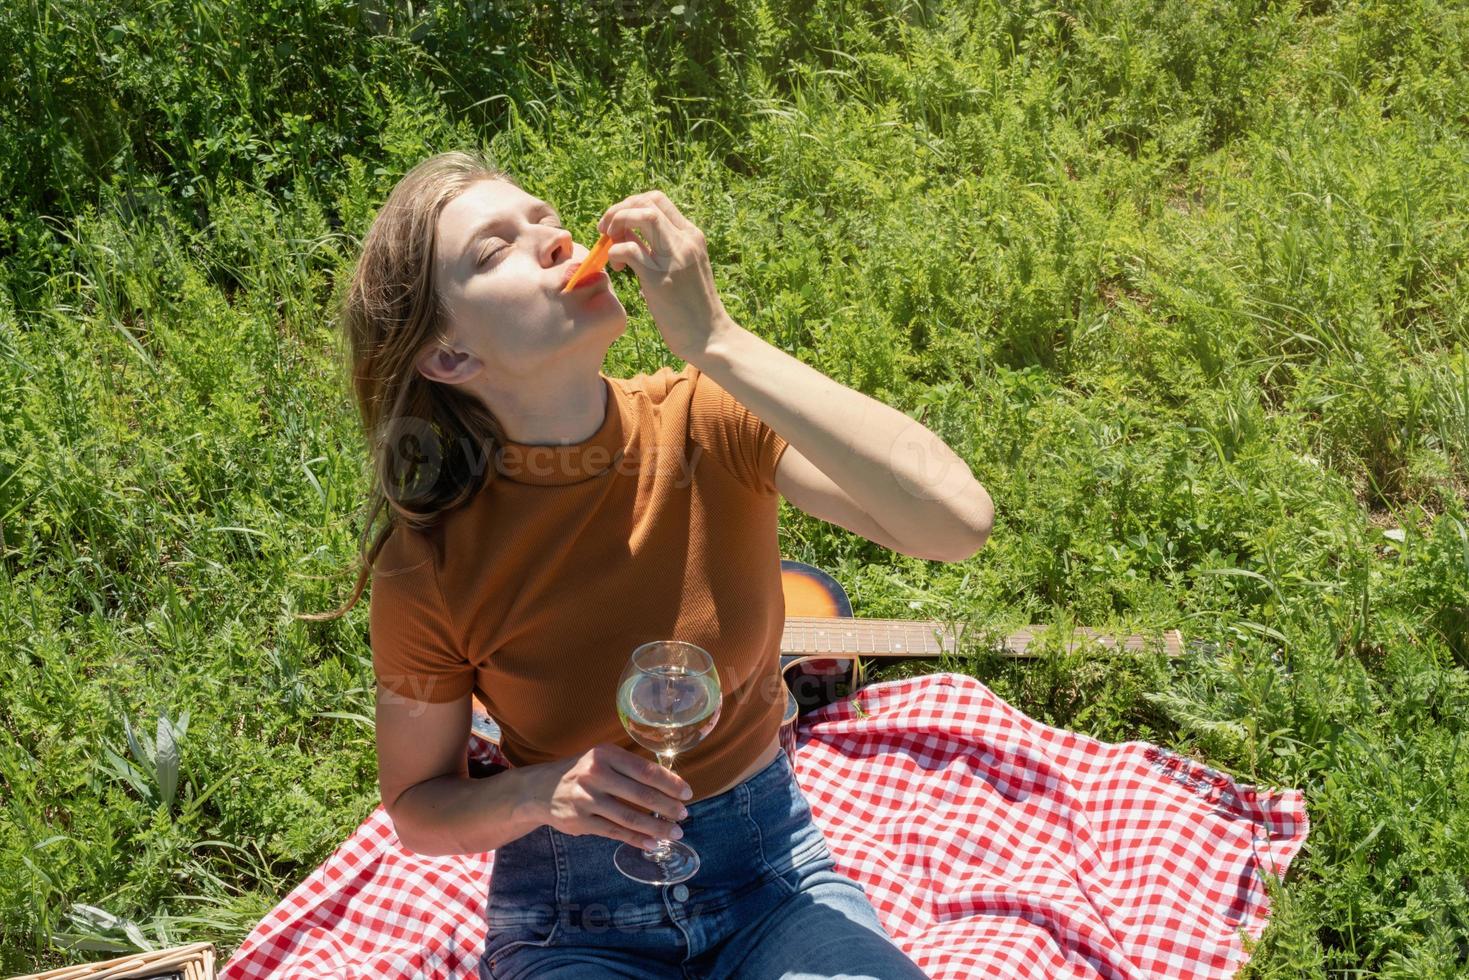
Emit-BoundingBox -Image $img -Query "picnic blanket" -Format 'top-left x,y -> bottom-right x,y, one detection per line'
220,672 -> 1309,979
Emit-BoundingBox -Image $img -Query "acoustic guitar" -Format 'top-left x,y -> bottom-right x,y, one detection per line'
467,559 -> 1197,772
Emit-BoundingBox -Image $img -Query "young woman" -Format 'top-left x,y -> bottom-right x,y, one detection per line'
309,149 -> 992,978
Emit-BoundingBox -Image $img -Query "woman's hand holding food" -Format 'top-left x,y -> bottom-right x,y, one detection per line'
596,190 -> 736,362
519,742 -> 694,850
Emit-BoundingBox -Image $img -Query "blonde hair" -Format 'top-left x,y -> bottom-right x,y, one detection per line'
298,149 -> 517,622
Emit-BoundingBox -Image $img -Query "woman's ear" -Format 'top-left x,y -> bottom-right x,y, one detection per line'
416,344 -> 479,384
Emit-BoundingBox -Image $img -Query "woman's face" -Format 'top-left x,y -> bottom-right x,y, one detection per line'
426,178 -> 625,382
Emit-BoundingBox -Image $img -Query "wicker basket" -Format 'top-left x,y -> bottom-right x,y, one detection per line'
12,942 -> 215,980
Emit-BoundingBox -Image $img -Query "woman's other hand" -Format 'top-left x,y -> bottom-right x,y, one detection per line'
597,190 -> 733,362
522,742 -> 694,850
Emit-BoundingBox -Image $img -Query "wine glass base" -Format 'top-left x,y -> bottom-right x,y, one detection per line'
613,840 -> 700,885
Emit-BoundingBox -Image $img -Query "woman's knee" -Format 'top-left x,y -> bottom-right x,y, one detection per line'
734,874 -> 930,979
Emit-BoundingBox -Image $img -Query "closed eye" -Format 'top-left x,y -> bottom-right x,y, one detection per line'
478,216 -> 564,268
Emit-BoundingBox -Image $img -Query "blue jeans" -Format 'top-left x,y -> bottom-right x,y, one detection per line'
479,750 -> 930,979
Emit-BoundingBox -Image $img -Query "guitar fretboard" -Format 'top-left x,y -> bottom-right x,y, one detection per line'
780,616 -> 1184,659
781,616 -> 954,655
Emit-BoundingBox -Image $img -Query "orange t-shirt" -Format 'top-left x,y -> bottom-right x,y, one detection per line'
369,362 -> 792,801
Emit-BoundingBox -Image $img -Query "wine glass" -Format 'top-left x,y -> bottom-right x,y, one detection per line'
613,640 -> 722,885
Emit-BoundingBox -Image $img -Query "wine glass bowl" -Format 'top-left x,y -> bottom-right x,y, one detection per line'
613,640 -> 722,885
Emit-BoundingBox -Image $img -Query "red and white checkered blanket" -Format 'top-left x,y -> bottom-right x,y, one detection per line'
221,672 -> 1309,979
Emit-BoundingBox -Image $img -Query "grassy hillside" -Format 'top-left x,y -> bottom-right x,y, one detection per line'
1,0 -> 1466,974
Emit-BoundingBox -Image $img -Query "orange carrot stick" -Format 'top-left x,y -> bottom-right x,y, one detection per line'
561,232 -> 615,292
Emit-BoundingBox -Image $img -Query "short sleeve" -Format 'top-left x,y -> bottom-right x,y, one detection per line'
369,528 -> 474,704
685,364 -> 791,496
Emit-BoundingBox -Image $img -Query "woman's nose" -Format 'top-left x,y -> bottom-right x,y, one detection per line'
544,227 -> 573,267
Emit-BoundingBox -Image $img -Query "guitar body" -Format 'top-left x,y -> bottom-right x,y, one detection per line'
775,559 -> 864,762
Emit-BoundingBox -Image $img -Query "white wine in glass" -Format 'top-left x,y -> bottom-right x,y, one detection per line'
613,640 -> 722,885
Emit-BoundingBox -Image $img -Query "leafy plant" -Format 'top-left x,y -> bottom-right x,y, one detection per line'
100,711 -> 190,813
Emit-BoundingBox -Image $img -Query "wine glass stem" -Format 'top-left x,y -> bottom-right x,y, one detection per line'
642,751 -> 679,861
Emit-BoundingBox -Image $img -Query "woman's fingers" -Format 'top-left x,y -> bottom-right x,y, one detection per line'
606,239 -> 653,275
583,813 -> 665,850
604,769 -> 688,823
599,190 -> 690,234
545,744 -> 696,849
599,741 -> 693,800
603,205 -> 671,256
592,792 -> 684,843
642,190 -> 695,232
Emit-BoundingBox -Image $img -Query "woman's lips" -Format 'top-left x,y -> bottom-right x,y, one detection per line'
564,269 -> 608,291
561,232 -> 615,291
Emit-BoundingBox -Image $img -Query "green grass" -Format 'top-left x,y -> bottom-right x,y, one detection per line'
2,0 -> 1467,974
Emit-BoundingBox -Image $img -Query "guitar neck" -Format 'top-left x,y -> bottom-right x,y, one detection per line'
780,616 -> 1187,660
